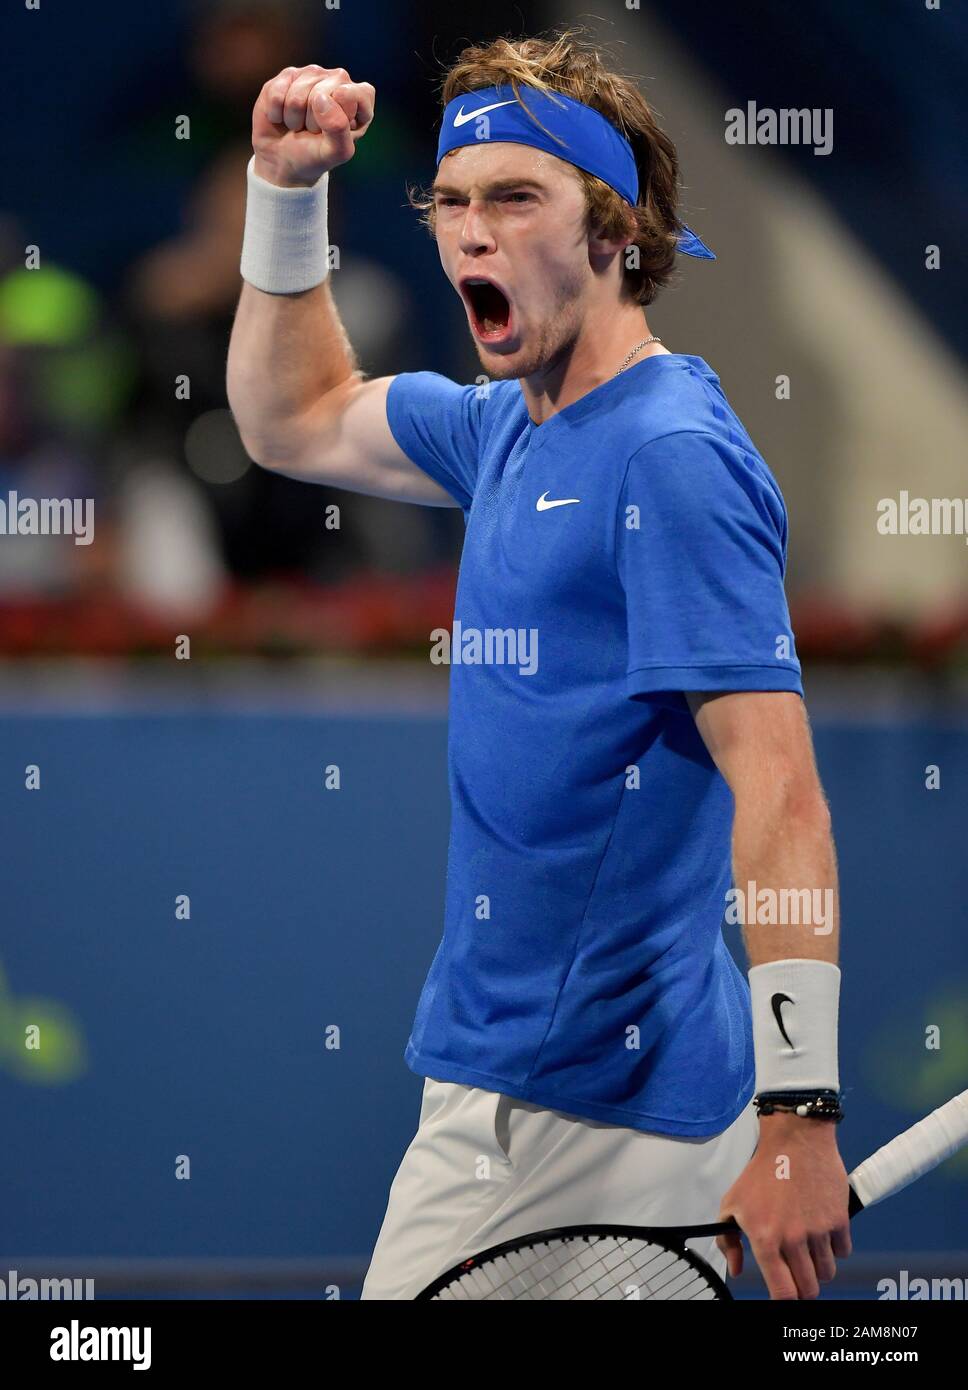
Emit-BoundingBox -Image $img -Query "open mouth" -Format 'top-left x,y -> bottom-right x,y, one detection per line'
460,277 -> 513,342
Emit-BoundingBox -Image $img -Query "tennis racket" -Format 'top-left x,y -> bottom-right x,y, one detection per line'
415,1087 -> 968,1300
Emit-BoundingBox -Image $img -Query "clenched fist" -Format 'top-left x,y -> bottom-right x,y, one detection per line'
252,64 -> 375,187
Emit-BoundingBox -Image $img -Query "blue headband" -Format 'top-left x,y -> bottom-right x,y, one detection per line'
436,85 -> 715,260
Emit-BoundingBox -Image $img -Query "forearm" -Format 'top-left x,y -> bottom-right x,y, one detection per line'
731,786 -> 839,968
730,781 -> 842,1102
227,274 -> 359,465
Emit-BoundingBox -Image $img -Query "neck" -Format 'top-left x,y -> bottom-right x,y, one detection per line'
518,302 -> 668,426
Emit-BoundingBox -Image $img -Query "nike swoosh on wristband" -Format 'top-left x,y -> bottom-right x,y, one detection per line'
453,99 -> 517,127
536,492 -> 581,511
771,992 -> 795,1048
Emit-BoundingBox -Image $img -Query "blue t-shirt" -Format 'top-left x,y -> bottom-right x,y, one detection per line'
386,354 -> 803,1137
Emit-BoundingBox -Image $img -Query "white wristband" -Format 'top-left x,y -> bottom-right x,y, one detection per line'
748,958 -> 840,1094
240,155 -> 330,294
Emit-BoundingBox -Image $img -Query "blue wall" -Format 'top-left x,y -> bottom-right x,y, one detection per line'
1,711 -> 966,1274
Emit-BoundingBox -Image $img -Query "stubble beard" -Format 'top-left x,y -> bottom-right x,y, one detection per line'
470,269 -> 587,384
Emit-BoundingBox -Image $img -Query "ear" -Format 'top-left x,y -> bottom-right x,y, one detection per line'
589,226 -> 633,257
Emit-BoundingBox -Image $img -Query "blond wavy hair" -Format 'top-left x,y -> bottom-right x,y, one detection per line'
409,29 -> 689,305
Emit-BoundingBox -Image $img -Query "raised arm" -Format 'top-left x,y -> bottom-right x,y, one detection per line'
226,64 -> 457,507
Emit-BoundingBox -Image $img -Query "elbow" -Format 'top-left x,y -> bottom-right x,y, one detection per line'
233,426 -> 275,473
780,776 -> 832,834
733,766 -> 833,836
782,788 -> 835,855
225,387 -> 261,464
226,404 -> 294,476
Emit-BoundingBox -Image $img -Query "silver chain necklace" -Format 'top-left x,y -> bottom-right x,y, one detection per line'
615,336 -> 663,375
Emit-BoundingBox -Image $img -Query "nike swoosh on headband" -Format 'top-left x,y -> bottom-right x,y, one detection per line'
453,99 -> 517,127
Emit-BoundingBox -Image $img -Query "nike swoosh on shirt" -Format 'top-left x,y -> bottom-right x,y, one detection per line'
536,492 -> 581,511
453,99 -> 517,127
771,992 -> 795,1048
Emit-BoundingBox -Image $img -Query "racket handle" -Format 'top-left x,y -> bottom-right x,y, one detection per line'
848,1089 -> 968,1210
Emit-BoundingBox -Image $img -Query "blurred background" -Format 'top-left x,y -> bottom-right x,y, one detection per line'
0,0 -> 966,1299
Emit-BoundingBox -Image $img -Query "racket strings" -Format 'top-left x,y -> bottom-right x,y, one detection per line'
431,1234 -> 723,1300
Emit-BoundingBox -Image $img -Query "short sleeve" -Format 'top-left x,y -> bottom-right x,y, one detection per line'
386,371 -> 485,510
617,430 -> 803,700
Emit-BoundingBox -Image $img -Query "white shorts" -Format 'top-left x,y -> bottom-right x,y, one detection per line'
361,1077 -> 759,1299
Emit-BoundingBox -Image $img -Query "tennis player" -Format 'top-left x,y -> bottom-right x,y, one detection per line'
227,32 -> 852,1301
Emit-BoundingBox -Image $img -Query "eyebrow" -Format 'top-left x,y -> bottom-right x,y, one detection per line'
431,177 -> 547,197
